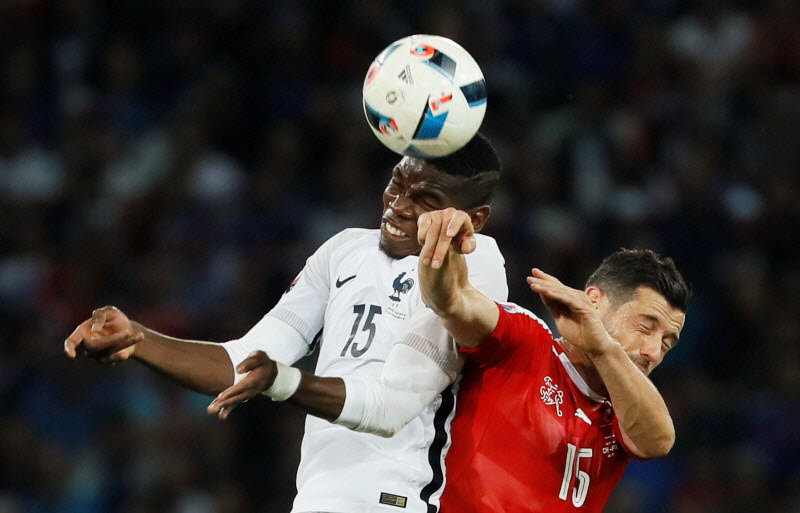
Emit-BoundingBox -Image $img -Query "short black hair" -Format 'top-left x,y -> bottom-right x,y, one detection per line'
585,248 -> 691,312
426,132 -> 501,207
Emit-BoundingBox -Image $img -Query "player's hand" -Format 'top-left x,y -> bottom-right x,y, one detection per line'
527,269 -> 615,357
417,208 -> 475,316
417,208 -> 477,269
207,350 -> 277,420
64,306 -> 143,363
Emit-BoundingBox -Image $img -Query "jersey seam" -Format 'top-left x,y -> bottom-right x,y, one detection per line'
400,332 -> 460,380
268,308 -> 314,343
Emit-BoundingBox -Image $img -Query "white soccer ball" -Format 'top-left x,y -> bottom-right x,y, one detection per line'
362,34 -> 487,158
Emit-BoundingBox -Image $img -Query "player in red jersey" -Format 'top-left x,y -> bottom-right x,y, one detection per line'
416,208 -> 689,512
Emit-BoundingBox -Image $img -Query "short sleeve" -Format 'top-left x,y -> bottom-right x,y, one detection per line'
265,231 -> 343,342
460,302 -> 553,369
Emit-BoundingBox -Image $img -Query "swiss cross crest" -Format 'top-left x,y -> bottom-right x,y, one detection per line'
540,376 -> 564,417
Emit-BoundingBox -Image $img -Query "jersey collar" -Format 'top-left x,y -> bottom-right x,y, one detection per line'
552,344 -> 606,403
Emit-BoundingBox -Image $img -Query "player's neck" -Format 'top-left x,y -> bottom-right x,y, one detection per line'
561,341 -> 608,398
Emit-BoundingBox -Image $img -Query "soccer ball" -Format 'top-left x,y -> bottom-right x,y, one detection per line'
362,34 -> 487,158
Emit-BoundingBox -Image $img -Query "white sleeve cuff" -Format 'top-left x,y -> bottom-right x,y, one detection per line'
222,314 -> 310,385
336,375 -> 368,429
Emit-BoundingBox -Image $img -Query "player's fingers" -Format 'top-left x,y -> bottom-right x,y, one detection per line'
538,277 -> 588,306
208,394 -> 230,416
527,277 -> 564,300
417,212 -> 433,246
446,210 -> 476,255
64,321 -> 89,358
528,278 -> 565,298
208,395 -> 235,417
64,336 -> 83,359
530,268 -> 564,286
218,402 -> 240,420
215,390 -> 253,412
531,281 -> 587,313
531,268 -> 559,285
90,308 -> 109,333
207,401 -> 220,416
445,209 -> 471,238
528,271 -> 578,298
212,381 -> 249,405
431,209 -> 456,269
420,214 -> 443,266
210,389 -> 253,418
103,331 -> 144,357
87,329 -> 139,356
236,352 -> 267,374
459,236 -> 477,254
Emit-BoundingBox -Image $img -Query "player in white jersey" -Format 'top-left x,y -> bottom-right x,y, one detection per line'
63,134 -> 507,513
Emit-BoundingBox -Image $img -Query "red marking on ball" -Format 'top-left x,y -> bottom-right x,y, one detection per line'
411,44 -> 434,57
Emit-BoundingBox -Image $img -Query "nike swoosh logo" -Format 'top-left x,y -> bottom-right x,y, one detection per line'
336,274 -> 357,288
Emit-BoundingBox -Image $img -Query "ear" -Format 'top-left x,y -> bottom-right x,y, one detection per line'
467,205 -> 491,233
585,286 -> 606,309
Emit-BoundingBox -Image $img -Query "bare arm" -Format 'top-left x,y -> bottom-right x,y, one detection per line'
130,322 -> 234,395
527,269 -> 675,458
416,208 -> 499,348
590,344 -> 675,458
64,306 -> 235,396
289,374 -> 346,421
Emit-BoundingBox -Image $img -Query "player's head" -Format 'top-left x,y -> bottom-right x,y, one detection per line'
379,132 -> 501,259
585,249 -> 690,375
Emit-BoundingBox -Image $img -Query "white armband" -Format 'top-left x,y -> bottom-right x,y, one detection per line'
262,362 -> 302,402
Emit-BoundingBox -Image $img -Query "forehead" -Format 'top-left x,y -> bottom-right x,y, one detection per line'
393,157 -> 454,183
621,286 -> 686,333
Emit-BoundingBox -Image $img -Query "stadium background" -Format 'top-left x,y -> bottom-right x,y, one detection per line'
1,1 -> 798,511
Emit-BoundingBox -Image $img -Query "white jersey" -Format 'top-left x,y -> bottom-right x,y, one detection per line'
226,228 -> 507,513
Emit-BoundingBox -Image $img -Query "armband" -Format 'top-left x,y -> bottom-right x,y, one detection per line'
262,362 -> 302,402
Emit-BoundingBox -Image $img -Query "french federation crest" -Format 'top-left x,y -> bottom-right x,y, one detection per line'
389,271 -> 414,302
540,376 -> 564,417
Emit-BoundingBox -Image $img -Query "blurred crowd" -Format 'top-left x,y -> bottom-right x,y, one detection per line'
1,0 -> 798,512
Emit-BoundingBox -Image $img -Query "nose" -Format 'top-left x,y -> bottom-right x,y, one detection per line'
640,334 -> 662,364
389,192 -> 415,219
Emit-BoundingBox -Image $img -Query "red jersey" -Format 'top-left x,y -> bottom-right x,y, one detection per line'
440,302 -> 633,512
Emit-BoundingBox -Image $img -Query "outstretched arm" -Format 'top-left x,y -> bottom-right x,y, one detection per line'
527,269 -> 675,458
416,208 -> 499,348
64,306 -> 234,395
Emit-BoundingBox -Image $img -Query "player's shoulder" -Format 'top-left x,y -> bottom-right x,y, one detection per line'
323,227 -> 380,250
497,302 -> 552,336
339,227 -> 378,238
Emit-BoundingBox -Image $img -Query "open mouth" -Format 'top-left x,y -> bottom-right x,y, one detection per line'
382,220 -> 410,240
